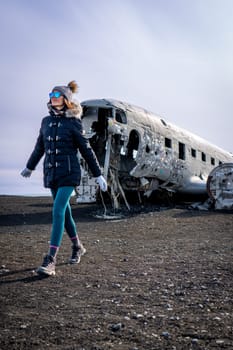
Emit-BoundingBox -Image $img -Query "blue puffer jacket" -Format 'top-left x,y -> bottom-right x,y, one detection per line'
26,107 -> 101,188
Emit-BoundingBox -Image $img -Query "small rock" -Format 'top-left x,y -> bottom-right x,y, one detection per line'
191,338 -> 199,344
214,316 -> 221,321
161,331 -> 170,339
110,323 -> 124,332
132,313 -> 143,319
20,324 -> 27,329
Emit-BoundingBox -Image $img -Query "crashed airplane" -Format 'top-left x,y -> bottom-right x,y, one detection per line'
76,99 -> 233,209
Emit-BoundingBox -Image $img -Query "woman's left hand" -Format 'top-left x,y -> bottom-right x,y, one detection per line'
96,175 -> 108,192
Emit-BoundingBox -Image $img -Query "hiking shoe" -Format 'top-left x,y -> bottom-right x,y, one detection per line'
69,244 -> 86,264
37,254 -> 56,276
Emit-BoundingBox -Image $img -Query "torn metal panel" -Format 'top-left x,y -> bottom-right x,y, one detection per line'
188,198 -> 213,211
75,166 -> 98,203
207,163 -> 233,210
77,99 -> 233,209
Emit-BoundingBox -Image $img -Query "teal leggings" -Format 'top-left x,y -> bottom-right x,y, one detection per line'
50,186 -> 77,247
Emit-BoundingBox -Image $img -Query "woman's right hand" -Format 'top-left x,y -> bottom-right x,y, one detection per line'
21,168 -> 32,178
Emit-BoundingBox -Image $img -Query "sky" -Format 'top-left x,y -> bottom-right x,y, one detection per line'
0,0 -> 233,195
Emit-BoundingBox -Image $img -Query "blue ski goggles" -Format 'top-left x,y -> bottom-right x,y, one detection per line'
49,91 -> 62,99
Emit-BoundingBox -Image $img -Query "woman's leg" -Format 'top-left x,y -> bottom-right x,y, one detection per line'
52,187 -> 80,246
49,186 -> 74,257
37,187 -> 74,276
51,187 -> 85,257
37,186 -> 85,275
65,201 -> 86,264
65,202 -> 80,247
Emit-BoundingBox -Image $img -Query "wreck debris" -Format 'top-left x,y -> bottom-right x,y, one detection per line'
207,163 -> 233,210
76,99 -> 233,210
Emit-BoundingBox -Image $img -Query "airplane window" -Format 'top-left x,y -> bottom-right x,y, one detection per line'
211,157 -> 215,166
179,142 -> 185,160
82,107 -> 98,117
165,138 -> 172,148
115,110 -> 127,124
191,148 -> 196,158
202,152 -> 206,162
99,108 -> 113,118
160,119 -> 167,126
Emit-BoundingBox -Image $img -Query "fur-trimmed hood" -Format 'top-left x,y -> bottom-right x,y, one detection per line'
47,99 -> 82,119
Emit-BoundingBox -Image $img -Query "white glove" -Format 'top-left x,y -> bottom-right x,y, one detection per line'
96,175 -> 108,192
21,167 -> 32,178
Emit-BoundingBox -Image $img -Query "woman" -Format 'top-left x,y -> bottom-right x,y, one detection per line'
21,81 -> 107,276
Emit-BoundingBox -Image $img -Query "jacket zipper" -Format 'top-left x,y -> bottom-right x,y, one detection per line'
68,156 -> 71,173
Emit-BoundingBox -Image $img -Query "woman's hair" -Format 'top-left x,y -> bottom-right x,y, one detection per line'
64,81 -> 79,109
68,80 -> 79,93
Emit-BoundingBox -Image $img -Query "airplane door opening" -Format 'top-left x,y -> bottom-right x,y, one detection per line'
127,130 -> 139,160
88,107 -> 112,167
119,130 -> 139,176
77,106 -> 113,204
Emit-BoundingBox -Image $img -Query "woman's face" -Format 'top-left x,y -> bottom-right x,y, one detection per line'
50,91 -> 65,108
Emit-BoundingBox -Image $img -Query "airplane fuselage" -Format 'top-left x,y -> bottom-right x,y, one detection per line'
78,99 -> 232,205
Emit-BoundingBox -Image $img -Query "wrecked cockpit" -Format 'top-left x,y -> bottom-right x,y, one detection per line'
79,101 -> 139,208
